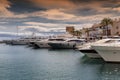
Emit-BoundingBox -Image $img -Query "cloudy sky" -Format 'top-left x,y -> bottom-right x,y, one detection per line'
0,0 -> 120,34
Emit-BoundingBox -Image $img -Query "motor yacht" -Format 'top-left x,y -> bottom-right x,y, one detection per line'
91,39 -> 120,62
78,39 -> 111,58
34,38 -> 66,48
48,38 -> 86,49
10,37 -> 41,45
11,39 -> 27,45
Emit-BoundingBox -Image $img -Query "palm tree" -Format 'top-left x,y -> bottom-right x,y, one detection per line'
70,31 -> 75,36
75,30 -> 82,36
83,28 -> 89,37
100,18 -> 113,36
70,30 -> 82,36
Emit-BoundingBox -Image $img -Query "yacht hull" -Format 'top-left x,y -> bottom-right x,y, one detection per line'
5,40 -> 12,44
92,45 -> 120,62
48,42 -> 76,49
79,49 -> 101,58
11,41 -> 27,45
35,42 -> 50,48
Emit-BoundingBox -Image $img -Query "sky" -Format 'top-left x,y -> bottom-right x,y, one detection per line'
0,0 -> 120,35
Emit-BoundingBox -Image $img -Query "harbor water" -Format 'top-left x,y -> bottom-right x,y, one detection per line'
0,44 -> 120,80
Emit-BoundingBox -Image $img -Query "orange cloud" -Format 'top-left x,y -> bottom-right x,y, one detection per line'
0,0 -> 11,16
30,0 -> 75,9
29,0 -> 118,16
113,7 -> 120,12
0,0 -> 11,8
39,9 -> 76,20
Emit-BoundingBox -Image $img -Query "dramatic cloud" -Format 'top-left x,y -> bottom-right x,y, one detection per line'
113,7 -> 120,12
0,26 -> 7,30
0,0 -> 27,18
28,0 -> 120,16
20,21 -> 93,33
32,9 -> 76,20
0,0 -> 120,34
19,26 -> 49,32
29,0 -> 75,9
0,0 -> 12,17
24,22 -> 59,27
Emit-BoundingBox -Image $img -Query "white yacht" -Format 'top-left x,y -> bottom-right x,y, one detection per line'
48,38 -> 86,49
91,39 -> 120,62
78,43 -> 100,58
4,40 -> 12,44
34,38 -> 66,48
78,39 -> 112,58
11,40 -> 27,45
27,39 -> 42,47
10,37 -> 41,45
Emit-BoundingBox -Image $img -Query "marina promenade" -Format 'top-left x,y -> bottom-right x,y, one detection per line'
2,36 -> 120,63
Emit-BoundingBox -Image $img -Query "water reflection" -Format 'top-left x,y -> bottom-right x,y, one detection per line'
80,55 -> 120,80
80,55 -> 104,64
1,44 -> 120,80
99,63 -> 120,80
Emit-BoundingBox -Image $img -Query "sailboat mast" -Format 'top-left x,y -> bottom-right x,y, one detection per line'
17,26 -> 18,37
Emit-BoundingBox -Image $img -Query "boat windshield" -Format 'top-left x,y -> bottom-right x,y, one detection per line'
48,39 -> 65,41
67,40 -> 84,42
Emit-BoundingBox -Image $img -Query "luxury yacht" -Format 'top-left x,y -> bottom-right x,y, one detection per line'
91,39 -> 120,62
4,40 -> 12,44
48,38 -> 86,49
11,39 -> 29,45
10,37 -> 41,45
78,39 -> 111,58
33,38 -> 66,48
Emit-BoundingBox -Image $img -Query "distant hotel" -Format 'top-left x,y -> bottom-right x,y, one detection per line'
65,18 -> 120,40
86,18 -> 120,39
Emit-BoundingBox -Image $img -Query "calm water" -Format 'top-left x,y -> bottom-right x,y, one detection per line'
0,44 -> 120,80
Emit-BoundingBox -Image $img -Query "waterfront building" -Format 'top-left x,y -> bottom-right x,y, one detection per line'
66,26 -> 75,34
100,18 -> 120,37
111,19 -> 120,36
84,18 -> 120,39
80,28 -> 89,39
84,24 -> 103,40
65,18 -> 120,39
